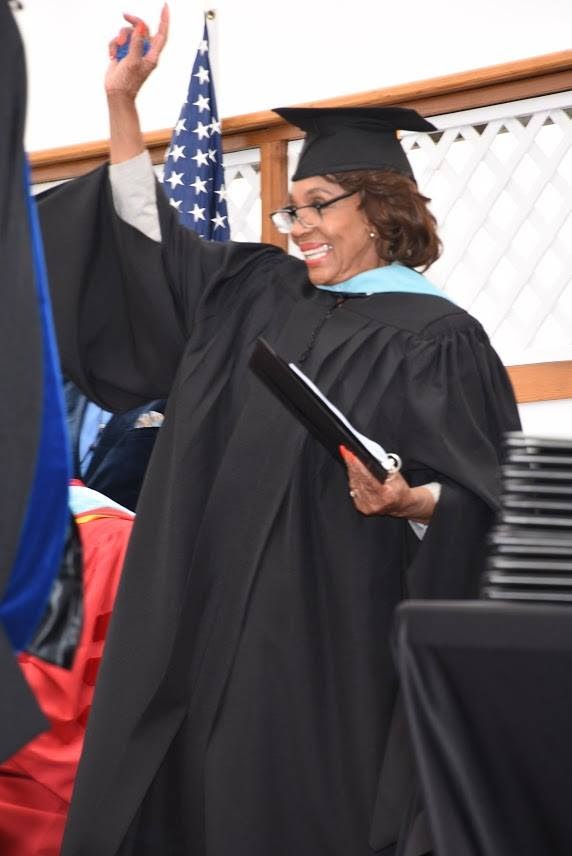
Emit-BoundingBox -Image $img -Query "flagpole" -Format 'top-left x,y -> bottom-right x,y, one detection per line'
204,8 -> 219,113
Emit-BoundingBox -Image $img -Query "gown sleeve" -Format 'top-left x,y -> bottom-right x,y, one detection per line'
38,167 -> 282,412
398,312 -> 521,598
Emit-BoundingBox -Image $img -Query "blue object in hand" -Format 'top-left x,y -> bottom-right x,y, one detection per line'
116,33 -> 151,61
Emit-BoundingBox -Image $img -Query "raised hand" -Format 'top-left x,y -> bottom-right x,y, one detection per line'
106,4 -> 170,101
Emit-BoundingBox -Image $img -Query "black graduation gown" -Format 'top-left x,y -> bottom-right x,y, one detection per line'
0,1 -> 48,761
38,167 -> 521,856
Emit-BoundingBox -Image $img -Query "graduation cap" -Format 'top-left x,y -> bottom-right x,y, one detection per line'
272,106 -> 437,181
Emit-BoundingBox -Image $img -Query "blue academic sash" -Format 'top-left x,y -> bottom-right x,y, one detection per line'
317,262 -> 453,301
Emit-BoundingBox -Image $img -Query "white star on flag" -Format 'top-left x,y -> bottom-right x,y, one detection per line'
193,94 -> 210,113
192,149 -> 209,167
211,212 -> 228,230
190,176 -> 208,195
166,171 -> 184,190
169,144 -> 186,163
190,204 -> 206,222
193,121 -> 211,141
194,65 -> 210,85
161,19 -> 230,239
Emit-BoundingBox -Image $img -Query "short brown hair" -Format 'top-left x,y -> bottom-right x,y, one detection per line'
328,170 -> 442,271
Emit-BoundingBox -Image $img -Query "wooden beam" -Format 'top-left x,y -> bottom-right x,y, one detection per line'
259,140 -> 289,250
507,361 -> 572,404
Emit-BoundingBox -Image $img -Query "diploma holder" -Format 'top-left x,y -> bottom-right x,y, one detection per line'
249,337 -> 401,483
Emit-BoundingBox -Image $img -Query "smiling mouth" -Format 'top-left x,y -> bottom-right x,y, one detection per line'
301,244 -> 333,265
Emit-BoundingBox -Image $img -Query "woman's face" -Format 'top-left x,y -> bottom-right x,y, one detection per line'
289,175 -> 381,285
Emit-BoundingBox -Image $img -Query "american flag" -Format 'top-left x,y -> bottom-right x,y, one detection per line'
162,20 -> 230,239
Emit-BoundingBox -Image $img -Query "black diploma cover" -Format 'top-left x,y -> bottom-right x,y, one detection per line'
249,338 -> 398,482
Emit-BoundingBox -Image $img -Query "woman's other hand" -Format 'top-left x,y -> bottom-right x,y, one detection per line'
339,445 -> 437,524
106,4 -> 170,101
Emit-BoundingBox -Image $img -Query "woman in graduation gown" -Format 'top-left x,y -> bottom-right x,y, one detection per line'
38,9 -> 521,856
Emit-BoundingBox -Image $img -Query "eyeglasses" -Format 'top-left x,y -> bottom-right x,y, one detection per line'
270,191 -> 358,234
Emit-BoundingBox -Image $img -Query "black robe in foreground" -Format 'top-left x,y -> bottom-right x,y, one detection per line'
39,167 -> 521,856
0,1 -> 49,760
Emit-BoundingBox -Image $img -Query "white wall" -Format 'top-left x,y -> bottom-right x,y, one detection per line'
15,0 -> 572,153
519,399 -> 572,436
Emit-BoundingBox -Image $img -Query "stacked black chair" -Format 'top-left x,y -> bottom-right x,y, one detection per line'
482,432 -> 572,603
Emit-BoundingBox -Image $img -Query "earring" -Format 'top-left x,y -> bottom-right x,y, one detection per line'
369,231 -> 376,239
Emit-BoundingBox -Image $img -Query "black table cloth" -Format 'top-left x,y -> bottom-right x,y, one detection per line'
397,601 -> 572,856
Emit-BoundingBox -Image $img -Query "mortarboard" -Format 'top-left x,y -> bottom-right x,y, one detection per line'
272,106 -> 437,181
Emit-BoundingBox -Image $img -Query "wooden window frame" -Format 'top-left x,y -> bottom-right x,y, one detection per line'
30,49 -> 572,405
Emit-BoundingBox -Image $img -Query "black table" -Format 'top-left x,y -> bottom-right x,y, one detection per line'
397,600 -> 572,856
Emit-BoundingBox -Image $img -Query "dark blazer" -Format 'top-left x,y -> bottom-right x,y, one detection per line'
64,381 -> 166,511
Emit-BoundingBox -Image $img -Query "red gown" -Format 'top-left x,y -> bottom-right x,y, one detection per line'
0,484 -> 133,856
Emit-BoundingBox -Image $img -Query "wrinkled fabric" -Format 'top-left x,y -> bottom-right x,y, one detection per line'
38,167 -> 521,856
397,601 -> 572,856
0,496 -> 133,856
25,517 -> 83,669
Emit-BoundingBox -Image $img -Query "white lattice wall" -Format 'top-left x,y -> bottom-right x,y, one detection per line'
405,92 -> 572,367
284,92 -> 572,369
222,148 -> 262,242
